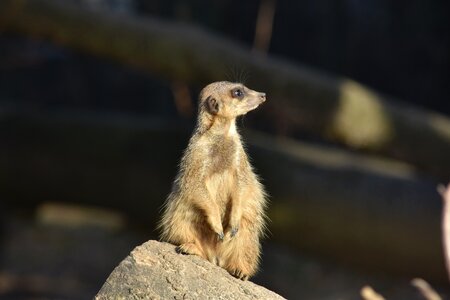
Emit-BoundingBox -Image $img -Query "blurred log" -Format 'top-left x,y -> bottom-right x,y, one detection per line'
249,131 -> 445,281
0,106 -> 446,281
0,0 -> 449,178
253,0 -> 276,53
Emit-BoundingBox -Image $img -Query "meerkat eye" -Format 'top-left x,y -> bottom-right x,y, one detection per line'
231,88 -> 245,99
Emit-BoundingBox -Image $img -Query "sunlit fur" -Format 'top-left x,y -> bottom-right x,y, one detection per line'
159,81 -> 267,280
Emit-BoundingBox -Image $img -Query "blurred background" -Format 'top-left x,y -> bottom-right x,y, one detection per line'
0,0 -> 449,299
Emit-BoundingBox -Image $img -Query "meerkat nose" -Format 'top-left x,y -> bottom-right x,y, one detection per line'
259,93 -> 266,102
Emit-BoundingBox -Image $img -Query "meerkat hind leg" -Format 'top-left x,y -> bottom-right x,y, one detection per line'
176,242 -> 203,257
221,226 -> 259,280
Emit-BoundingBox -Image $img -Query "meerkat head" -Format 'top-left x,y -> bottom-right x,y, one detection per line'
199,81 -> 266,119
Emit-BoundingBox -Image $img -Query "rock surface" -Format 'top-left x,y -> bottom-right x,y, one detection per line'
95,240 -> 285,300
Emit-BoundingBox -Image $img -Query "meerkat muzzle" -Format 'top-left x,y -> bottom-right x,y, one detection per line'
259,93 -> 266,102
245,91 -> 266,112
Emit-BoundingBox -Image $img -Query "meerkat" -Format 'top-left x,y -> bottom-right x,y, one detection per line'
159,81 -> 267,280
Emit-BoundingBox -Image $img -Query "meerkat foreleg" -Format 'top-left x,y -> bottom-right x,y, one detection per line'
227,192 -> 242,238
193,190 -> 225,240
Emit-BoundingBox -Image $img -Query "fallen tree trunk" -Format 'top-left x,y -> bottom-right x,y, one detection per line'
0,106 -> 446,281
0,0 -> 449,178
95,240 -> 285,299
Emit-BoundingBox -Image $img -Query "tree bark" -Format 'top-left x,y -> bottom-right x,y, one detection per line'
0,107 -> 446,281
0,0 -> 449,178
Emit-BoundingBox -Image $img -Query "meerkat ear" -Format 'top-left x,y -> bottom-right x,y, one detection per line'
205,96 -> 220,115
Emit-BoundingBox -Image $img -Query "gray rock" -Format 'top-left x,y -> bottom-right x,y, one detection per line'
95,240 -> 285,300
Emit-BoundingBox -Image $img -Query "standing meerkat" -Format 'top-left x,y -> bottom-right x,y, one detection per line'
159,81 -> 268,280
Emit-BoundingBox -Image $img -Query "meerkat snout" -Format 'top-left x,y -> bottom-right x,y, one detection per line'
259,93 -> 266,102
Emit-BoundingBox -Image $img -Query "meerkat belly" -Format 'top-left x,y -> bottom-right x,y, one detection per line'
206,168 -> 237,217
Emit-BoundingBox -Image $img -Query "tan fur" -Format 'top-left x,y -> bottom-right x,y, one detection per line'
158,81 -> 268,280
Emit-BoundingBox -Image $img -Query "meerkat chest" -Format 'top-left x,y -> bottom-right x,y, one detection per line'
208,135 -> 240,174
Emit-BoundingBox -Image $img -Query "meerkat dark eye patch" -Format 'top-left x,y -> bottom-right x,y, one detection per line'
205,96 -> 220,115
231,88 -> 245,99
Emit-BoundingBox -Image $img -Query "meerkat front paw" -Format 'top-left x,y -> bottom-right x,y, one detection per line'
212,224 -> 224,241
224,225 -> 239,240
228,213 -> 241,239
230,226 -> 239,238
208,216 -> 224,242
226,219 -> 240,239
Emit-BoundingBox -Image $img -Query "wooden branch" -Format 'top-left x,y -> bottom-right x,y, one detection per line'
411,278 -> 442,300
361,286 -> 385,300
0,106 -> 446,280
0,0 -> 449,177
438,183 -> 450,282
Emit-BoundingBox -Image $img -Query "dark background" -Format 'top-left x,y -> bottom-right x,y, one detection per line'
1,0 -> 449,116
0,0 -> 449,299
